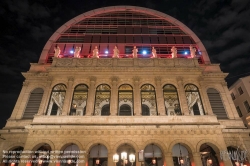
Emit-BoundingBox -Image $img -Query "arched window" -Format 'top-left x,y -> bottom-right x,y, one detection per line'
70,84 -> 88,116
142,104 -> 150,116
163,84 -> 181,116
94,84 -> 111,116
23,88 -> 44,119
118,84 -> 133,116
185,84 -> 204,115
101,104 -> 110,116
119,104 -> 132,116
207,88 -> 228,119
46,84 -> 66,115
141,84 -> 157,115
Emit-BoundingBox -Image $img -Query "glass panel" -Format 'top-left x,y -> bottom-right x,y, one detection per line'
46,84 -> 66,115
163,84 -> 181,116
70,84 -> 88,116
141,84 -> 157,115
94,84 -> 111,116
118,84 -> 133,116
185,84 -> 204,115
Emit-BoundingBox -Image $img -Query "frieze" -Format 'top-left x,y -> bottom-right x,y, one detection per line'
158,59 -> 174,66
117,59 -> 134,66
56,59 -> 73,66
97,59 -> 112,66
178,59 -> 194,66
76,59 -> 93,66
138,59 -> 154,66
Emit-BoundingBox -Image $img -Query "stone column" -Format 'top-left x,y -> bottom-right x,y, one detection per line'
192,152 -> 202,166
37,78 -> 53,115
165,152 -> 174,166
176,77 -> 189,115
108,152 -> 114,166
110,76 -> 119,116
133,76 -> 141,116
85,76 -> 96,116
10,81 -> 29,119
155,76 -> 165,116
62,77 -> 74,115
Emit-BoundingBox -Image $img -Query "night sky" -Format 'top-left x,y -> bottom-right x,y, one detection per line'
0,0 -> 249,128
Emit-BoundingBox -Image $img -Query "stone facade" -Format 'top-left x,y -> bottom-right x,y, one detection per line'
1,6 -> 250,166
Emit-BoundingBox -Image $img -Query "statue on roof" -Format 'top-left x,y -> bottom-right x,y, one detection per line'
132,46 -> 138,58
171,46 -> 177,58
151,47 -> 157,58
74,46 -> 81,58
92,46 -> 99,58
113,46 -> 119,58
190,45 -> 196,58
54,46 -> 61,57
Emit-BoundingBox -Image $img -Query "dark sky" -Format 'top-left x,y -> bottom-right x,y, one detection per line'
0,0 -> 250,128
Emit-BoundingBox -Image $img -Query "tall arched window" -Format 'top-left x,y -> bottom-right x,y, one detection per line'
163,84 -> 181,116
207,88 -> 228,119
118,84 -> 133,116
70,84 -> 88,116
185,84 -> 204,115
23,88 -> 44,119
94,84 -> 111,116
141,84 -> 157,115
101,104 -> 110,116
46,84 -> 67,115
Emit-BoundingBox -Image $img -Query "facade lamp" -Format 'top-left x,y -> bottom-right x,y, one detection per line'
113,154 -> 119,163
96,144 -> 100,165
152,144 -> 156,165
11,162 -> 15,166
67,144 -> 73,164
121,152 -> 127,166
179,144 -> 184,165
38,158 -> 43,165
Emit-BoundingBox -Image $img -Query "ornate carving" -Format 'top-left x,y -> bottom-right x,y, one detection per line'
56,59 -> 73,66
89,76 -> 97,82
98,59 -> 112,66
178,59 -> 194,66
132,76 -> 140,82
158,59 -> 174,66
76,59 -> 93,66
68,76 -> 74,82
221,82 -> 227,86
176,76 -> 183,82
138,59 -> 154,66
155,76 -> 162,82
110,76 -> 119,82
117,59 -> 133,66
197,76 -> 204,82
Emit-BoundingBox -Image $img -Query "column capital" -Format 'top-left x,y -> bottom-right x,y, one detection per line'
221,82 -> 227,86
89,76 -> 97,82
192,152 -> 201,157
67,76 -> 74,82
155,76 -> 162,83
132,76 -> 140,83
165,152 -> 173,156
22,81 -> 29,86
110,76 -> 119,82
176,76 -> 183,83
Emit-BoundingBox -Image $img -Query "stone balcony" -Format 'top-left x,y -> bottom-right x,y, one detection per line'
50,57 -> 200,68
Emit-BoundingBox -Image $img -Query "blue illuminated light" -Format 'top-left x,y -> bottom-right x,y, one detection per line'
184,51 -> 188,55
142,50 -> 147,55
105,51 -> 109,54
70,50 -> 74,54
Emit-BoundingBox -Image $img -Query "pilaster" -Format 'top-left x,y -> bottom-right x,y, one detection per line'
85,76 -> 96,116
155,76 -> 165,116
165,152 -> 174,166
110,76 -> 119,116
133,76 -> 141,116
62,77 -> 74,115
38,78 -> 53,115
176,77 -> 189,115
192,152 -> 202,166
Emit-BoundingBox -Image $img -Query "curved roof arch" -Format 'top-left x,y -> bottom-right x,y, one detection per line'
39,6 -> 210,64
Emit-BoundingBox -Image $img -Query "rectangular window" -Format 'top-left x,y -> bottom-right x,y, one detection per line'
231,93 -> 235,100
238,87 -> 243,95
236,106 -> 242,117
244,101 -> 250,113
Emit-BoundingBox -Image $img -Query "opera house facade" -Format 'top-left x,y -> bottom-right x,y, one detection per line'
0,6 -> 249,166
